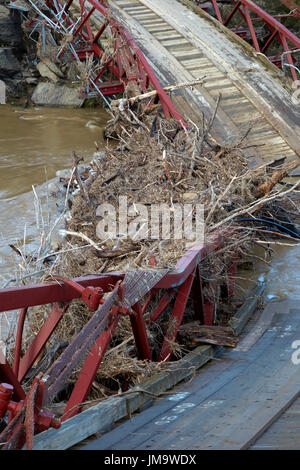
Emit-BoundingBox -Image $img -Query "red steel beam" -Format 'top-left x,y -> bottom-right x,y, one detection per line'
191,264 -> 206,323
147,290 -> 176,324
278,0 -> 300,15
130,302 -> 152,360
199,0 -> 300,77
211,0 -> 223,22
13,308 -> 27,378
0,351 -> 25,401
203,0 -> 300,48
159,272 -> 196,362
224,1 -> 243,26
82,0 -> 187,122
242,0 -> 300,48
261,28 -> 279,54
73,7 -> 95,37
93,19 -> 109,43
242,4 -> 260,51
0,274 -> 121,313
17,303 -> 69,382
280,32 -> 298,81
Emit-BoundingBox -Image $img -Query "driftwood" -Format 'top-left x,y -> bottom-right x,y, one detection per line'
72,151 -> 89,201
178,322 -> 238,348
254,159 -> 299,198
111,77 -> 206,108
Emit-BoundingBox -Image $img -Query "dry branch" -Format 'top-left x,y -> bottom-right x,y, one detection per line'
111,77 -> 206,108
254,159 -> 298,198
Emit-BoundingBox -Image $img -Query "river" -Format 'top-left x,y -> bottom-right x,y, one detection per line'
0,104 -> 109,284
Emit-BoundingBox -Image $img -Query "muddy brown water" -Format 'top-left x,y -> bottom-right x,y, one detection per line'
0,104 -> 109,283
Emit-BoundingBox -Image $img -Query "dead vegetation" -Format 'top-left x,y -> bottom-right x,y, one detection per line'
51,93 -> 299,277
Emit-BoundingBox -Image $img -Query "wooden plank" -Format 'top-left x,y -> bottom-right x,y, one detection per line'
215,371 -> 300,449
228,283 -> 265,335
178,323 -> 238,348
108,1 -> 263,162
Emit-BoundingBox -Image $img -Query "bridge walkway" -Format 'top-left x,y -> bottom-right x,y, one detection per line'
103,0 -> 300,169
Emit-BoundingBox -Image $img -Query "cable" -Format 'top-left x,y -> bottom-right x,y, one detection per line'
236,217 -> 300,239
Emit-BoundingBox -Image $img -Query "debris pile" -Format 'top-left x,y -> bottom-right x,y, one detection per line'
55,94 -> 299,275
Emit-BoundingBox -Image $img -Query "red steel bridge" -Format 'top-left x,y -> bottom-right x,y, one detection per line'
0,0 -> 300,450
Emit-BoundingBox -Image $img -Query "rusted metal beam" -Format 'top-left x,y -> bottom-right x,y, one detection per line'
159,271 -> 196,362
17,303 -> 69,383
130,302 -> 152,360
13,308 -> 27,378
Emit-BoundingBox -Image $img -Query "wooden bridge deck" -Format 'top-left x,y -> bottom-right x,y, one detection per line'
80,299 -> 300,450
102,0 -> 300,169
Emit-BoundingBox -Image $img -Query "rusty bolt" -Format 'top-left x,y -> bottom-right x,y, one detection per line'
81,286 -> 103,311
36,410 -> 61,432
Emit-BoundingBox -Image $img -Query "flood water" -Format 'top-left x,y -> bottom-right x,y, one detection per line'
0,104 -> 109,283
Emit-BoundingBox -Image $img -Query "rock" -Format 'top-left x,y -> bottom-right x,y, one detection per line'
0,5 -> 23,49
36,58 -> 64,84
0,47 -> 21,78
3,77 -> 27,103
31,82 -> 84,107
56,169 -> 73,179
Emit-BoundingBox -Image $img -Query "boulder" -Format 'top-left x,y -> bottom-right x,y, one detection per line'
0,47 -> 21,78
36,59 -> 64,83
0,5 -> 23,48
31,82 -> 84,107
